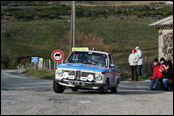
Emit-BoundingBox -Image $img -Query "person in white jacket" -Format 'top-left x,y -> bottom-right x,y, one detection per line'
135,46 -> 144,76
128,48 -> 139,81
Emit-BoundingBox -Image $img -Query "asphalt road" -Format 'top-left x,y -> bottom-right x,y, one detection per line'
1,70 -> 173,115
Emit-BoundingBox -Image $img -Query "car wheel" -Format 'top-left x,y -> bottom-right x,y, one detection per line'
72,88 -> 78,92
53,80 -> 65,93
98,79 -> 109,94
111,83 -> 118,93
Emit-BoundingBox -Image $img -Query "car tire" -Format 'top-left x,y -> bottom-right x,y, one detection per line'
72,88 -> 78,92
53,80 -> 65,93
98,79 -> 109,94
111,82 -> 118,93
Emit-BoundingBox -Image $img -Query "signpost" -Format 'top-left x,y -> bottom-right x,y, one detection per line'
31,57 -> 39,69
38,58 -> 43,70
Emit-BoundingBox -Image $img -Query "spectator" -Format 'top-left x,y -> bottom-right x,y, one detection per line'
161,60 -> 173,91
128,48 -> 139,81
135,46 -> 144,76
157,57 -> 167,90
151,61 -> 155,73
148,58 -> 161,90
159,57 -> 166,69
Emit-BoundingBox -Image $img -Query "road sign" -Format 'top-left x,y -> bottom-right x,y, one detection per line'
39,58 -> 43,61
51,50 -> 64,62
31,57 -> 39,63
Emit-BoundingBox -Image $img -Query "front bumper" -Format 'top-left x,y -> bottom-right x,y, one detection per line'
54,78 -> 105,89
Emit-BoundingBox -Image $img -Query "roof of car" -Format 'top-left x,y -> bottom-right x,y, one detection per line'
72,50 -> 110,55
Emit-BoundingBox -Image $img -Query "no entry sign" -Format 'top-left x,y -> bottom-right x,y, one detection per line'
51,50 -> 64,62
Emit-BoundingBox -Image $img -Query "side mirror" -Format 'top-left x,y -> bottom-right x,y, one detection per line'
110,63 -> 115,68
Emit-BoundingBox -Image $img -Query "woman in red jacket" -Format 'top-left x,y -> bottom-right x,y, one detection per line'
155,57 -> 166,90
148,58 -> 161,90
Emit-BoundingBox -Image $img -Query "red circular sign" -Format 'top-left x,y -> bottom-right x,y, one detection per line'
51,50 -> 64,62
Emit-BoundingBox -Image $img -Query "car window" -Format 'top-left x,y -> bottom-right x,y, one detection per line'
108,54 -> 114,64
67,51 -> 108,67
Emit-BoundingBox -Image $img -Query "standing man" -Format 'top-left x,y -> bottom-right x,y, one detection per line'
128,48 -> 139,81
135,46 -> 144,76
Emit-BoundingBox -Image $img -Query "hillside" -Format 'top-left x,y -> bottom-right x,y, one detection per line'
1,16 -> 159,67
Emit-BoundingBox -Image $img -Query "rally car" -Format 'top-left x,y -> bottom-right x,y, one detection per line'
53,50 -> 120,94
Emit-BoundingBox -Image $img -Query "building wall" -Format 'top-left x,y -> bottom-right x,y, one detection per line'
158,29 -> 173,63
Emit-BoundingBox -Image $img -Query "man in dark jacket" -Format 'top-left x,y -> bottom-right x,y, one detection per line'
162,60 -> 173,91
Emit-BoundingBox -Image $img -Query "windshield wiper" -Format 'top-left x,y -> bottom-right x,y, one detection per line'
84,62 -> 97,65
67,60 -> 77,63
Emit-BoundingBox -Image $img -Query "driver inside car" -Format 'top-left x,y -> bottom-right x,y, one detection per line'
98,57 -> 106,67
78,55 -> 87,64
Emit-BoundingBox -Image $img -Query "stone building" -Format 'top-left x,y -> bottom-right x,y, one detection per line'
149,15 -> 173,63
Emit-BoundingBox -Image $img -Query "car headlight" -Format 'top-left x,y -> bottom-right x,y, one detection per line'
57,69 -> 63,76
95,74 -> 102,81
63,72 -> 69,79
87,74 -> 94,81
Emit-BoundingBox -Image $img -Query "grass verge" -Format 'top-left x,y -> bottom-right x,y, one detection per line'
21,67 -> 55,80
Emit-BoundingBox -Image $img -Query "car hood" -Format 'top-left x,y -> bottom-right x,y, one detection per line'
56,63 -> 109,72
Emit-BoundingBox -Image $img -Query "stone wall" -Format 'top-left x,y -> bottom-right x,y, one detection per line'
158,29 -> 173,63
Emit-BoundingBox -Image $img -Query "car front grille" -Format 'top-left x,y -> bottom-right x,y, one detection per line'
76,70 -> 81,80
62,70 -> 95,81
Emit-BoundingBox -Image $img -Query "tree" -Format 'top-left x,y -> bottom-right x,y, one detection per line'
61,29 -> 110,59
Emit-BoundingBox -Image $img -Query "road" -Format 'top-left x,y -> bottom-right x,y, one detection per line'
1,70 -> 173,115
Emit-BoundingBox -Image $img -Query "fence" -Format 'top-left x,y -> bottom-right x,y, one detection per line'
17,59 -> 64,71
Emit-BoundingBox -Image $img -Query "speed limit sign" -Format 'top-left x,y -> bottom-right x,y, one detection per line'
51,50 -> 64,62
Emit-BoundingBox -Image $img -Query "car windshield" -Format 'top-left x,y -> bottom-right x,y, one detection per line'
66,51 -> 108,67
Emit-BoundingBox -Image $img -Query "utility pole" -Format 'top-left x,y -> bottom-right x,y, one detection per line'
69,1 -> 76,53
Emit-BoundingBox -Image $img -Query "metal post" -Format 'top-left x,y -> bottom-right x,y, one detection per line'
49,59 -> 51,71
70,1 -> 76,53
70,2 -> 73,54
54,61 -> 55,70
72,1 -> 76,48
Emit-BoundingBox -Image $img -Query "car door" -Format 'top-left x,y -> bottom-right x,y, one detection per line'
108,54 -> 117,87
111,54 -> 120,83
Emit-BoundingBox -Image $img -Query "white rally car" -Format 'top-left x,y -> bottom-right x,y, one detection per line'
53,50 -> 120,94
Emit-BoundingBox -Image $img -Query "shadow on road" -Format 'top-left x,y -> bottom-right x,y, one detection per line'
62,88 -> 166,95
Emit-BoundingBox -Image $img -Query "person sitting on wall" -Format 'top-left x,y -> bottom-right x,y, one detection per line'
147,58 -> 162,90
157,57 -> 167,90
161,60 -> 173,91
